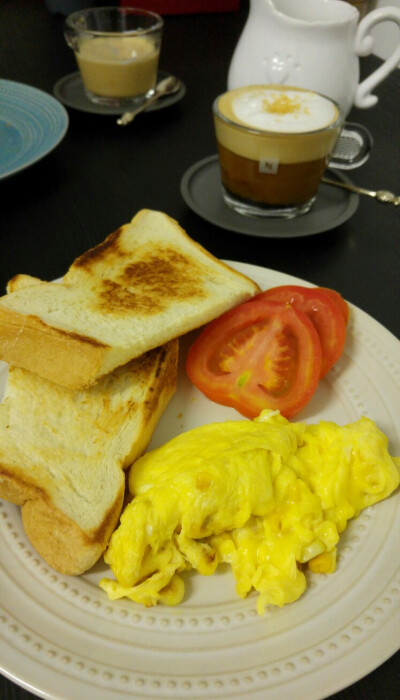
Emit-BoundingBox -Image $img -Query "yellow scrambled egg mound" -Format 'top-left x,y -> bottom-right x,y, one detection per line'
100,411 -> 400,614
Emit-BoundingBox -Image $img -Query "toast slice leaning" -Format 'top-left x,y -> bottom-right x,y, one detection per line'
0,338 -> 178,575
0,209 -> 260,389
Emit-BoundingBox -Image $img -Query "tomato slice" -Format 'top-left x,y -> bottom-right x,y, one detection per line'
316,287 -> 350,325
250,286 -> 347,378
186,299 -> 322,420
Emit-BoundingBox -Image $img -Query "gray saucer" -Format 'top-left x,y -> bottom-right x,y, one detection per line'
180,155 -> 359,239
53,70 -> 185,116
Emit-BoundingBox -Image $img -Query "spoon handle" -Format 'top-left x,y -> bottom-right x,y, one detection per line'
117,91 -> 161,126
322,177 -> 399,205
322,177 -> 376,198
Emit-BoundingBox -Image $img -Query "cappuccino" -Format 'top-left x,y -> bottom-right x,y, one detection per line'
213,85 -> 343,218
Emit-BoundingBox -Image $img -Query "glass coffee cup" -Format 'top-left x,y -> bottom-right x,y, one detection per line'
64,6 -> 163,109
213,85 -> 344,219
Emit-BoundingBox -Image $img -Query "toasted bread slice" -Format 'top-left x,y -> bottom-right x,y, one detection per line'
0,339 -> 178,575
0,210 -> 260,389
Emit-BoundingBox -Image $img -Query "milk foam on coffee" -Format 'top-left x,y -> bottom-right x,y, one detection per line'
215,85 -> 341,164
78,36 -> 156,64
228,88 -> 338,133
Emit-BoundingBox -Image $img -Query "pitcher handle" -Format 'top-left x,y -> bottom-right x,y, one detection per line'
354,6 -> 400,108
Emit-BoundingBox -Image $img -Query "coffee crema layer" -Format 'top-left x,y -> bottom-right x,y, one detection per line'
214,85 -> 341,163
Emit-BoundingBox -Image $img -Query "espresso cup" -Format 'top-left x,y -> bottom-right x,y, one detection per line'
213,85 -> 344,219
64,6 -> 163,109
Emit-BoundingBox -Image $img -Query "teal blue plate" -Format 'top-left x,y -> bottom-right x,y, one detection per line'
0,80 -> 69,180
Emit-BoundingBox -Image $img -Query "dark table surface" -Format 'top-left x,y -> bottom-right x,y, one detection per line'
0,1 -> 399,699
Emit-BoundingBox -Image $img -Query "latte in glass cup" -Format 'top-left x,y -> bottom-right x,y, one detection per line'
213,85 -> 343,219
64,7 -> 163,109
76,35 -> 160,99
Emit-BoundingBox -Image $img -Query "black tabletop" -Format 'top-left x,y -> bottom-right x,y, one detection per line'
0,2 -> 399,699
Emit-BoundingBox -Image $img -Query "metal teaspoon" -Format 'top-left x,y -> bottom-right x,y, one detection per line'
117,76 -> 182,126
322,176 -> 400,206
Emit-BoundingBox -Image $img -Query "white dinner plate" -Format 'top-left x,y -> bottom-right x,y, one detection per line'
0,262 -> 399,700
0,80 -> 69,180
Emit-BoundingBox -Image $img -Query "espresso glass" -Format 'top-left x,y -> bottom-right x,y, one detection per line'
213,85 -> 344,219
64,6 -> 163,109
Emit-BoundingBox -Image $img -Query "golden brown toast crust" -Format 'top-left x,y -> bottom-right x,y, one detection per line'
0,467 -> 124,575
0,340 -> 178,575
119,340 -> 179,467
70,219 -> 258,318
0,211 -> 260,388
71,227 -> 210,316
0,307 -> 107,389
22,496 -> 124,576
6,274 -> 44,293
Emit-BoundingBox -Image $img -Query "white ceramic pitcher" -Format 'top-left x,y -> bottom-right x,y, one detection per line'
227,0 -> 400,116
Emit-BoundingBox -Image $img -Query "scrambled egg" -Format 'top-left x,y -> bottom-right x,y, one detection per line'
100,411 -> 399,614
